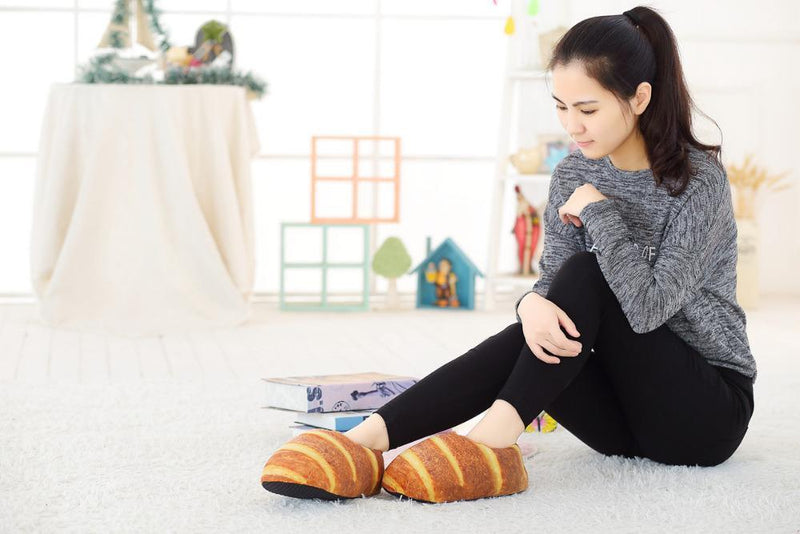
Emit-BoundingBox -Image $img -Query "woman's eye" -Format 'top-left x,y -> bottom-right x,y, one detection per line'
555,105 -> 596,115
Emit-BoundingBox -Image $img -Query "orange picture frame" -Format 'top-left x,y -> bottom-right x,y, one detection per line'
310,135 -> 401,224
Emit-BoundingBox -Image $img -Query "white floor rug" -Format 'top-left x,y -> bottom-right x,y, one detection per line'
1,299 -> 798,533
1,375 -> 797,534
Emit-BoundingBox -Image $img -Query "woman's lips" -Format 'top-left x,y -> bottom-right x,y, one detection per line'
576,141 -> 594,148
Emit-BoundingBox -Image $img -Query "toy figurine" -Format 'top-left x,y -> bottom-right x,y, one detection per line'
512,185 -> 541,276
425,258 -> 460,308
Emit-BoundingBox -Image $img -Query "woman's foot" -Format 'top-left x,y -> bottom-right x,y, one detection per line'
465,399 -> 526,449
261,429 -> 384,500
382,431 -> 528,503
344,413 -> 391,452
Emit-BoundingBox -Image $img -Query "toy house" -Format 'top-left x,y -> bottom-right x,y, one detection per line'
410,237 -> 483,310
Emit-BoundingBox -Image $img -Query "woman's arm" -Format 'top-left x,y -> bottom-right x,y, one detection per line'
578,174 -> 728,333
515,168 -> 583,323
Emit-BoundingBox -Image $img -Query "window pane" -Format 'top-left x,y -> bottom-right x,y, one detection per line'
0,13 -> 74,152
380,18 -> 505,157
283,268 -> 322,298
0,158 -> 36,293
231,0 -> 375,15
326,227 -> 366,264
326,268 -> 365,296
373,159 -> 495,294
233,15 -> 375,155
0,1 -> 72,6
156,12 -> 227,49
382,0 -> 508,17
282,226 -> 323,264
251,158 -> 311,292
79,0 -> 226,10
77,11 -> 111,66
78,7 -> 227,58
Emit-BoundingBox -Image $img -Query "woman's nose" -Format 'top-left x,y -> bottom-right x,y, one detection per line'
565,115 -> 585,136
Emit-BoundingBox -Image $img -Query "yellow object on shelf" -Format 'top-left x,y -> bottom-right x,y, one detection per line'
504,16 -> 515,35
509,146 -> 544,174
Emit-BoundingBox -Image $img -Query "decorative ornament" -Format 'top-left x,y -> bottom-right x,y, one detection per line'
512,185 -> 541,276
372,237 -> 412,310
725,154 -> 791,220
509,146 -> 543,174
504,15 -> 515,35
97,0 -> 171,53
81,5 -> 266,100
191,20 -> 235,67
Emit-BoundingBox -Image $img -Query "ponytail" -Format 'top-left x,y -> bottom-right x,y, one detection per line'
548,6 -> 721,196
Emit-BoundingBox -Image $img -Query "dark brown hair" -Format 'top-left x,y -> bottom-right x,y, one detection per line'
547,5 -> 722,196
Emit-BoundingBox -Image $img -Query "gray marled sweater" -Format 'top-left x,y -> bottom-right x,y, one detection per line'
515,147 -> 757,383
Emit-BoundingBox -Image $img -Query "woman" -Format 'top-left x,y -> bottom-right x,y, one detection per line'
261,6 -> 756,503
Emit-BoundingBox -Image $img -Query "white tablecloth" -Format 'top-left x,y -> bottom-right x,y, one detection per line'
31,83 -> 260,336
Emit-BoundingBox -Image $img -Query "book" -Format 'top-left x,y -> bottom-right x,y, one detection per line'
263,371 -> 418,413
294,410 -> 374,432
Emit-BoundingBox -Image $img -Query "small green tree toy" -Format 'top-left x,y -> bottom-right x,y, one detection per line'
372,237 -> 412,309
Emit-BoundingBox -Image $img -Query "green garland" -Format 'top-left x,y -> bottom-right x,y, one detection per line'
162,65 -> 267,97
108,0 -> 171,52
77,53 -> 268,99
79,53 -> 150,84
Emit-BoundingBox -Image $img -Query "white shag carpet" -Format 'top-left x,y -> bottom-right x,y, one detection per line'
2,375 -> 799,534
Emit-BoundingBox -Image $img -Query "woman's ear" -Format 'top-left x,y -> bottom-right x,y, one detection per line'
631,82 -> 652,116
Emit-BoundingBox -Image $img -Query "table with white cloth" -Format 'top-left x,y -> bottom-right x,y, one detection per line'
31,83 -> 260,336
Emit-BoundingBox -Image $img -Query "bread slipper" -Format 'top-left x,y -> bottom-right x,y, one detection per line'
261,429 -> 384,500
381,431 -> 528,503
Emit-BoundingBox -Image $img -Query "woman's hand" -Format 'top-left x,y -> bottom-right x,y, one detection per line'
557,183 -> 607,228
517,292 -> 583,364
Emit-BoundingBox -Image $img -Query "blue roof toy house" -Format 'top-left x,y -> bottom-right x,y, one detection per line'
410,237 -> 484,310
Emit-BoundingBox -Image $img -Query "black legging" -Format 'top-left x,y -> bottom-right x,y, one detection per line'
376,251 -> 754,467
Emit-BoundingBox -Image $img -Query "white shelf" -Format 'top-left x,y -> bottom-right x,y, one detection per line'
484,0 -> 561,312
501,172 -> 551,183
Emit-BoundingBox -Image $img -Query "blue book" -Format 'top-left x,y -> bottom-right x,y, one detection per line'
294,410 -> 373,431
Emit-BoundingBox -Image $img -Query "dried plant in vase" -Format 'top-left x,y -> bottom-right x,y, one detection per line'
725,154 -> 792,220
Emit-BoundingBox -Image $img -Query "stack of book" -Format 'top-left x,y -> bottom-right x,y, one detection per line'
262,370 -> 554,461
262,371 -> 420,437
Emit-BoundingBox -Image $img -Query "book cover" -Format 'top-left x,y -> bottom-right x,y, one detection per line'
294,410 -> 374,432
263,371 -> 418,413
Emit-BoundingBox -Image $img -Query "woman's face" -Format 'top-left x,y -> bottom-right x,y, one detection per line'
550,61 -> 642,160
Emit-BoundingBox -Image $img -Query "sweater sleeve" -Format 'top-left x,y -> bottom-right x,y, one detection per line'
578,177 -> 724,334
514,169 -> 583,323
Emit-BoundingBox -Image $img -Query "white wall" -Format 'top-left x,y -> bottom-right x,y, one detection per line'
0,0 -> 797,298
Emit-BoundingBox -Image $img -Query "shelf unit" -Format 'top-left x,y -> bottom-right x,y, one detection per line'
483,1 -> 557,310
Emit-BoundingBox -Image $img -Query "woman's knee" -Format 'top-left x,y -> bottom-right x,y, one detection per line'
548,251 -> 608,299
558,251 -> 601,278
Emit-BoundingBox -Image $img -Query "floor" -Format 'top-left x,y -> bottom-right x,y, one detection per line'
0,295 -> 533,385
1,296 -> 799,533
1,295 -> 796,385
